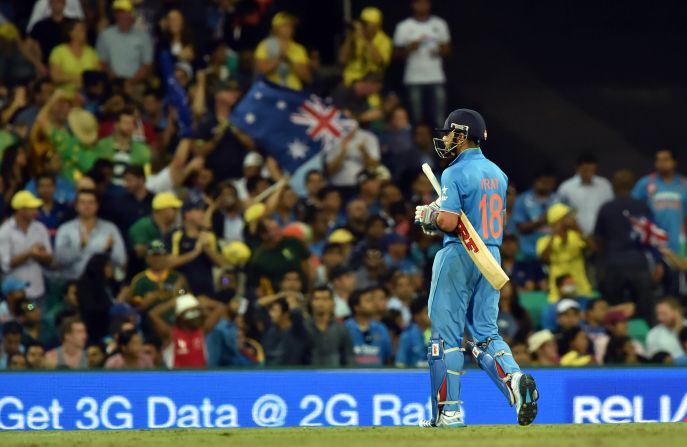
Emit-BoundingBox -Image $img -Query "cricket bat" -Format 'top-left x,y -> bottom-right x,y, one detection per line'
421,163 -> 510,290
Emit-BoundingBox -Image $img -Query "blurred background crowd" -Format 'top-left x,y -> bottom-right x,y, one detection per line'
0,0 -> 686,372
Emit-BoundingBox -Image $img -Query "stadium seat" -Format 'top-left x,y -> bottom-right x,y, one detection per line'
519,291 -> 549,330
627,318 -> 651,344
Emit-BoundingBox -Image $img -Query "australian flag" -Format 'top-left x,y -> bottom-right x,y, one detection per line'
230,80 -> 354,194
627,213 -> 669,248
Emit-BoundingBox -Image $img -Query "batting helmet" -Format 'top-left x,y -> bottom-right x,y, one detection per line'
433,109 -> 488,158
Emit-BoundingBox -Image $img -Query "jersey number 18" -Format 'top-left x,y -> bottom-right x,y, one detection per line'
479,193 -> 503,240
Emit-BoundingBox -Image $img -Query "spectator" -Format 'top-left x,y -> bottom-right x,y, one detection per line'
537,204 -> 594,301
646,298 -> 686,358
339,7 -> 392,86
209,181 -> 244,242
0,191 -> 53,302
598,311 -> 646,364
103,165 -> 153,236
595,170 -> 655,322
104,329 -> 154,369
510,338 -> 531,367
28,0 -> 70,66
1,143 -> 30,203
95,108 -> 152,186
55,189 -> 127,280
325,125 -> 381,198
0,26 -> 44,87
306,286 -> 354,367
387,273 -> 416,327
260,294 -> 310,366
330,74 -> 384,126
34,173 -> 71,243
254,12 -> 311,91
167,199 -> 225,298
497,281 -> 531,342
584,299 -> 609,337
206,299 -> 241,367
0,321 -> 23,369
247,218 -> 310,295
558,326 -> 594,366
604,335 -> 643,365
393,0 -> 451,127
85,341 -> 106,368
527,329 -> 559,366
16,297 -> 59,349
128,192 -> 182,260
25,341 -> 46,369
380,106 -> 415,179
13,79 -> 54,132
512,169 -> 558,264
356,244 -> 388,290
158,9 -> 195,64
396,298 -> 430,367
45,317 -> 88,368
301,170 -> 325,210
0,277 -> 30,324
345,288 -> 393,366
27,0 -> 84,33
555,299 -> 582,333
351,215 -> 388,267
7,352 -> 27,369
148,294 -> 225,369
384,233 -> 418,276
500,232 -> 546,291
49,19 -> 99,92
96,0 -> 153,82
505,182 -> 518,234
142,339 -> 165,368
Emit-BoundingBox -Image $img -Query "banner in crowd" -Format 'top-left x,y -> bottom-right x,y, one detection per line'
0,368 -> 686,430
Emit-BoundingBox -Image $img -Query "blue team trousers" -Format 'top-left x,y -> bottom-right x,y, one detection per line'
428,242 -> 521,411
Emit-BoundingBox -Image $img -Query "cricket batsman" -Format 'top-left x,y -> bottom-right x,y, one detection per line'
414,109 -> 539,427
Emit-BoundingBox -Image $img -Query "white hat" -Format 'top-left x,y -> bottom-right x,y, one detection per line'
243,152 -> 264,168
556,298 -> 580,314
528,330 -> 555,353
175,294 -> 201,319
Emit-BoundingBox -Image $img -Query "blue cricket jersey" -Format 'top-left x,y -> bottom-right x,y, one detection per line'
632,173 -> 687,254
439,148 -> 508,248
344,318 -> 392,366
396,323 -> 429,367
511,189 -> 559,258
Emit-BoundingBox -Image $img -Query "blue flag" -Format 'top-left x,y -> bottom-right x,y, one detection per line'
230,80 -> 353,177
160,51 -> 193,139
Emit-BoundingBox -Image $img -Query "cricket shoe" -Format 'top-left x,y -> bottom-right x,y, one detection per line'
510,372 -> 539,426
419,410 -> 466,428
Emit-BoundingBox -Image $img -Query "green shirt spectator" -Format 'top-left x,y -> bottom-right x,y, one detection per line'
128,192 -> 182,259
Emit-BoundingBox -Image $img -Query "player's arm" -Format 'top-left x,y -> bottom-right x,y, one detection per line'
435,211 -> 459,233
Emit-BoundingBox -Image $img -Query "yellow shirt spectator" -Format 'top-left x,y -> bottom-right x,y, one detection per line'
340,7 -> 392,86
536,230 -> 593,301
49,44 -> 99,91
254,38 -> 309,91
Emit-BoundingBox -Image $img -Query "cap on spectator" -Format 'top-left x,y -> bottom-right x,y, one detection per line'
282,222 -> 312,242
330,265 -> 354,281
374,165 -> 391,181
182,198 -> 208,213
0,22 -> 19,41
175,61 -> 194,80
147,240 -> 167,256
528,329 -> 555,353
222,241 -> 252,266
328,228 -> 355,244
556,298 -> 580,314
244,203 -> 266,223
175,294 -> 201,319
547,203 -> 572,225
272,12 -> 297,28
68,108 -> 98,146
243,152 -> 264,168
360,7 -> 383,24
2,277 -> 29,296
113,0 -> 134,12
603,311 -> 629,326
152,192 -> 182,210
11,191 -> 43,210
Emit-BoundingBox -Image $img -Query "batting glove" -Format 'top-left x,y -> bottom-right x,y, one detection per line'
415,202 -> 440,231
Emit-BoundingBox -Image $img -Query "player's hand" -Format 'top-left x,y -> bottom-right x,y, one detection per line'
415,203 -> 439,230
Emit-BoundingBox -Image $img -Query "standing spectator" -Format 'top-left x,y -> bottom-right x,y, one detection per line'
54,189 -> 127,280
128,192 -> 181,260
0,321 -> 23,369
0,191 -> 53,303
325,126 -> 380,199
25,341 -> 46,369
34,174 -> 71,244
205,300 -> 241,367
393,0 -> 451,127
512,170 -> 558,265
26,0 -> 84,33
13,79 -> 54,132
396,299 -> 430,367
306,286 -> 354,367
45,317 -> 88,369
339,7 -> 392,86
104,329 -> 154,369
209,182 -> 244,242
557,153 -> 614,235
595,170 -> 655,322
167,199 -> 225,298
254,12 -> 311,91
96,0 -> 153,83
95,108 -> 152,186
646,298 -> 686,358
77,254 -> 124,343
103,165 -> 153,236
28,0 -> 70,67
537,204 -> 594,301
380,106 -> 415,179
49,19 -> 100,92
158,9 -> 196,64
527,329 -> 559,366
345,288 -> 392,366
260,294 -> 311,366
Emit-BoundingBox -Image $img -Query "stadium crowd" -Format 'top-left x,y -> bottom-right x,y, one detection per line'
0,0 -> 686,371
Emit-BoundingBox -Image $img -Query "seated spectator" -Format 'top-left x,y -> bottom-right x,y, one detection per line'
510,338 -> 531,367
272,186 -> 300,227
356,244 -> 388,290
350,215 -> 388,267
104,329 -> 154,369
0,190 -> 53,303
85,341 -> 106,368
598,311 -> 646,364
142,339 -> 165,368
306,286 -> 354,367
318,187 -> 346,230
300,169 -> 325,212
371,285 -> 391,322
25,341 -> 46,369
554,299 -> 582,334
148,294 -> 225,369
16,297 -> 59,349
45,317 -> 88,369
314,243 -> 344,287
0,321 -> 24,369
384,233 -> 418,277
527,329 -> 559,366
49,19 -> 99,92
254,12 -> 311,91
537,204 -> 594,302
96,0 -> 153,83
584,299 -> 609,337
396,298 -> 430,367
260,292 -> 310,366
205,299 -> 241,368
646,298 -> 686,358
54,189 -> 127,280
558,326 -> 594,366
325,125 -> 380,199
339,7 -> 392,86
387,273 -> 417,328
500,232 -> 546,291
604,335 -> 644,365
128,192 -> 181,260
344,199 -> 370,241
345,288 -> 392,366
8,352 -> 27,369
167,199 -> 226,298
497,281 -> 531,343
330,265 -> 356,319
0,277 -> 31,324
209,181 -> 244,243
33,173 -> 71,243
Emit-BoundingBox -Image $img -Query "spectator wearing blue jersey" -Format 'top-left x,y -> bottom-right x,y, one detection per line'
345,288 -> 392,366
396,299 -> 430,367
